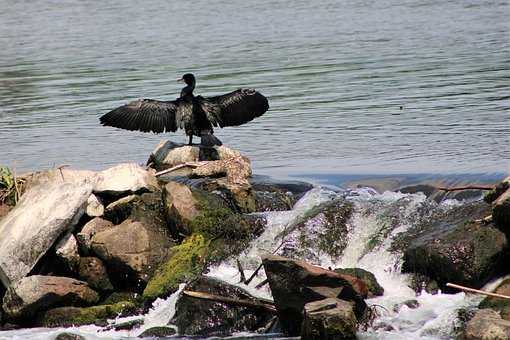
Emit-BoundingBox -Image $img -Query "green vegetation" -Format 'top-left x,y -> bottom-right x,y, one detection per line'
0,166 -> 18,205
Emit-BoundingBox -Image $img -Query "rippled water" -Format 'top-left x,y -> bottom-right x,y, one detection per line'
1,0 -> 509,174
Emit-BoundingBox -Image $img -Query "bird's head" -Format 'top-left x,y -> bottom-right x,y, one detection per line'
178,73 -> 196,86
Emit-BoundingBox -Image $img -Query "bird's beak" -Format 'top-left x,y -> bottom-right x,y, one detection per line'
177,78 -> 184,83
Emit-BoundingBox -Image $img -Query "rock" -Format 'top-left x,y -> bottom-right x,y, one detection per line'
402,202 -> 507,290
76,217 -> 113,255
148,141 -> 242,170
36,301 -> 137,327
55,233 -> 80,272
191,156 -> 252,186
280,199 -> 353,262
22,168 -> 96,192
0,181 -> 92,287
104,318 -> 144,331
393,299 -> 420,313
460,308 -> 510,340
251,177 -> 313,212
195,178 -> 256,213
103,194 -> 139,224
94,163 -> 158,195
334,268 -> 384,297
164,182 -> 200,235
262,255 -> 367,336
171,277 -> 273,337
3,275 -> 99,319
0,204 -> 11,221
138,326 -> 176,338
78,257 -> 113,292
90,218 -> 173,287
301,298 -> 357,340
85,194 -> 104,217
485,177 -> 510,204
143,234 -> 209,300
55,333 -> 85,340
493,188 -> 510,233
408,273 -> 440,295
479,279 -> 510,320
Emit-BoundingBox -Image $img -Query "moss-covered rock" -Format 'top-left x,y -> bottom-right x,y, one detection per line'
36,301 -> 137,327
142,234 -> 209,300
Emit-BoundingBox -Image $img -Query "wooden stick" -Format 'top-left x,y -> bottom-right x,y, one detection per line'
182,290 -> 276,313
237,259 -> 247,284
436,185 -> 495,192
155,162 -> 200,177
245,263 -> 264,285
446,283 -> 510,299
255,278 -> 269,289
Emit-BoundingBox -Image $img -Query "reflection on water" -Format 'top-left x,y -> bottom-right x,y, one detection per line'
0,0 -> 509,174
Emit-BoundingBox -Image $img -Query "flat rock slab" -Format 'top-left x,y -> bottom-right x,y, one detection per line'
0,181 -> 92,287
3,275 -> 99,319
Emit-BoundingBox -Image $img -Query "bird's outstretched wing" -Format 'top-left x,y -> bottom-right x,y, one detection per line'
204,89 -> 269,127
100,99 -> 179,133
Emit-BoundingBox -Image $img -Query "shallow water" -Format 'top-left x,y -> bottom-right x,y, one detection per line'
1,0 -> 509,174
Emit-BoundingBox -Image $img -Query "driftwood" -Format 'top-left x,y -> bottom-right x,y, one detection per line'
182,290 -> 276,313
436,185 -> 495,192
446,283 -> 510,300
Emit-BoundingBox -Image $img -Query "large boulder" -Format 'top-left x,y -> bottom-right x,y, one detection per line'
301,298 -> 357,340
55,233 -> 80,272
78,257 -> 113,292
171,277 -> 273,336
76,217 -> 113,255
3,275 -> 99,320
250,176 -> 313,212
94,163 -> 158,195
460,308 -> 510,340
262,255 -> 367,336
402,202 -> 507,290
90,218 -> 174,287
334,268 -> 384,297
0,181 -> 92,287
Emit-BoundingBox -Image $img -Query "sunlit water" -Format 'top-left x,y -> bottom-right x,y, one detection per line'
1,0 -> 509,174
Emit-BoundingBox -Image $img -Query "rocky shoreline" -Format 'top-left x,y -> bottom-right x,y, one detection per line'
0,142 -> 509,339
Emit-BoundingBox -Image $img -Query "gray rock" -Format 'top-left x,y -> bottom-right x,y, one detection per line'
479,279 -> 510,320
461,308 -> 510,340
163,181 -> 200,236
90,219 -> 174,286
55,332 -> 85,340
0,181 -> 92,287
402,202 -> 507,290
262,255 -> 367,336
138,326 -> 176,338
301,298 -> 357,340
104,194 -> 139,224
55,233 -> 80,272
493,188 -> 510,233
78,257 -> 113,292
94,163 -> 158,195
2,275 -> 99,319
76,217 -> 114,255
171,277 -> 273,337
85,194 -> 104,217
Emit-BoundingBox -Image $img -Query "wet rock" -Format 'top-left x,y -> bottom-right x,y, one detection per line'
90,218 -> 174,287
86,194 -> 104,217
55,333 -> 85,340
104,317 -> 144,331
402,201 -> 507,290
479,278 -> 510,320
393,299 -> 419,313
76,217 -> 113,255
103,194 -> 139,224
55,233 -> 80,272
0,181 -> 92,287
280,199 -> 353,262
94,163 -> 158,195
334,268 -> 384,297
171,277 -> 273,337
36,301 -> 137,327
78,257 -> 113,292
301,297 -> 357,340
262,255 -> 367,336
408,273 -> 440,295
493,188 -> 510,233
3,275 -> 99,319
251,177 -> 313,212
164,181 -> 200,236
195,178 -> 256,213
138,326 -> 176,338
460,308 -> 510,340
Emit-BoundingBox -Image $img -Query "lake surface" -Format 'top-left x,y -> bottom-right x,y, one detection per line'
1,0 -> 509,176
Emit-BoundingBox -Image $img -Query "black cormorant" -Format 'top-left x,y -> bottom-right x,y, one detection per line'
99,73 -> 269,146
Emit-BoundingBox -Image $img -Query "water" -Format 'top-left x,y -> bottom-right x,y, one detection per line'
1,0 -> 509,174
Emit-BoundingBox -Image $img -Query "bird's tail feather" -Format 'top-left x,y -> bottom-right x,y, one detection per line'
201,134 -> 222,146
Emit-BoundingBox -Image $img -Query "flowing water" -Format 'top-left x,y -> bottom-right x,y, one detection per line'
0,186 -> 500,339
0,0 -> 509,174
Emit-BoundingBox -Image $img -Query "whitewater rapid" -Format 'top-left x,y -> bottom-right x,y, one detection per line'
0,186 -> 492,339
